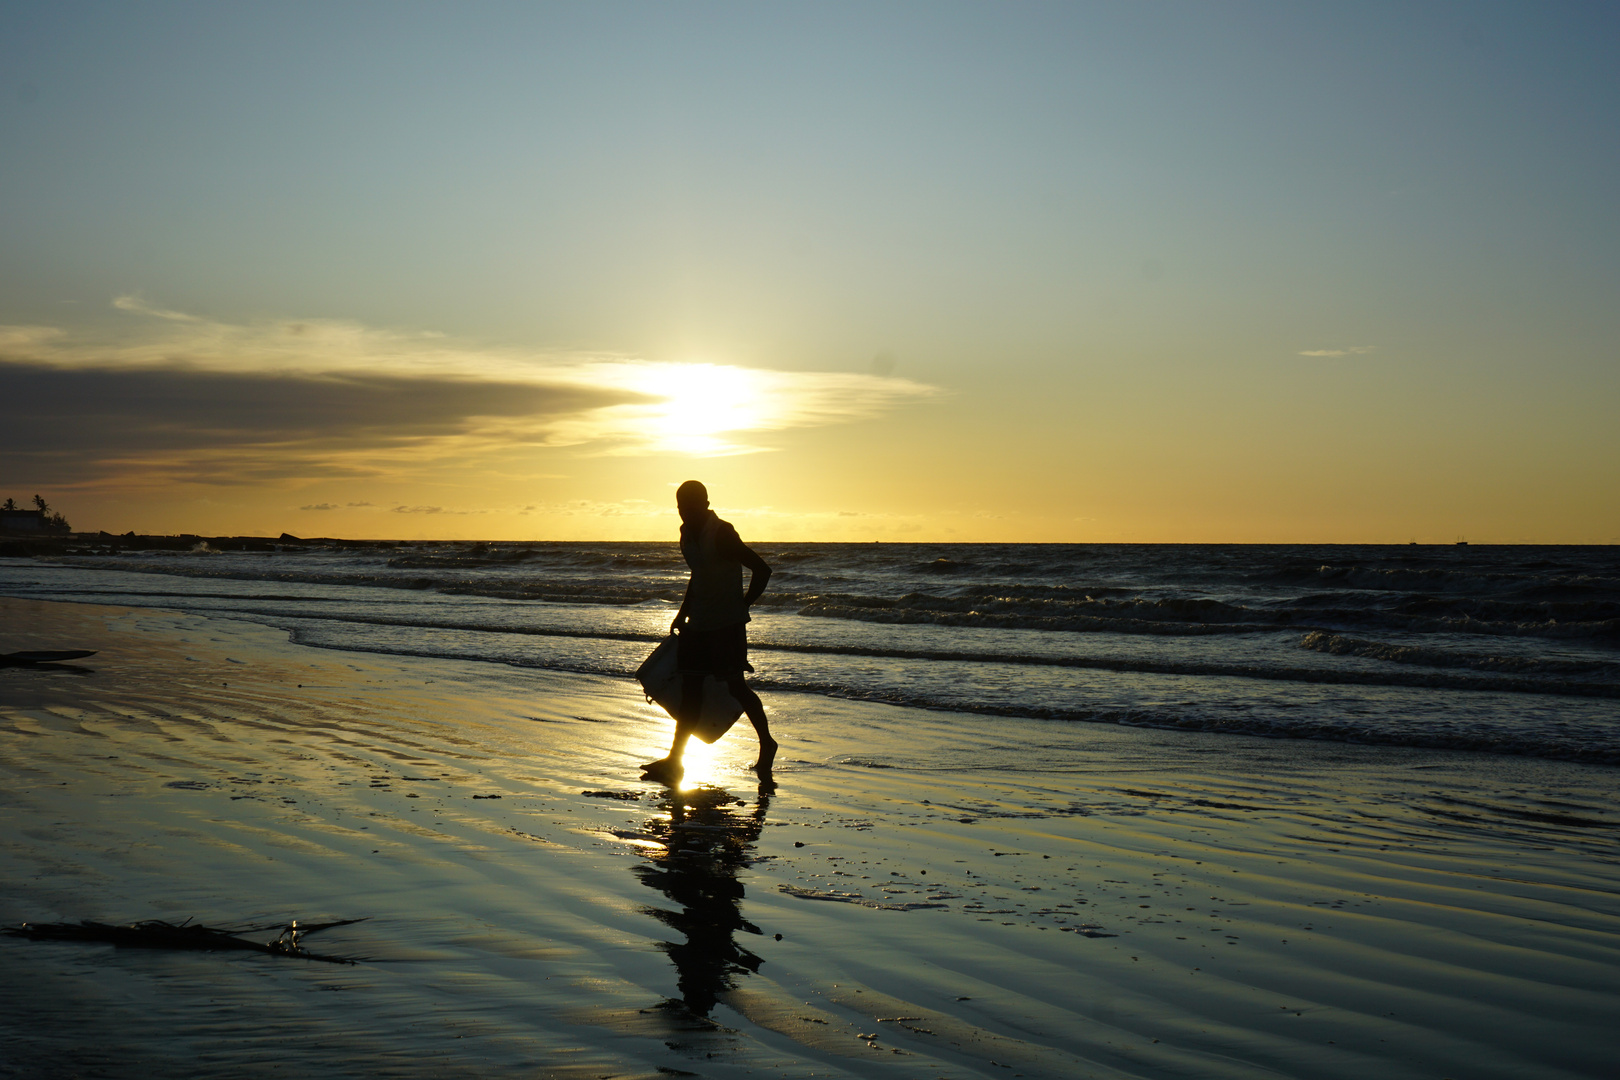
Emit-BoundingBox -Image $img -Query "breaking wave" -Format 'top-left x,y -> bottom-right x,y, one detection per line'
1298,631 -> 1620,678
7,539 -> 1619,766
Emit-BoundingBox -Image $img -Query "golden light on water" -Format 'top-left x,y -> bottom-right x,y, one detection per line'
632,699 -> 724,791
675,734 -> 721,790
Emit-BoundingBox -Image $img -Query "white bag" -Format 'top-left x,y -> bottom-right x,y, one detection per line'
635,635 -> 743,744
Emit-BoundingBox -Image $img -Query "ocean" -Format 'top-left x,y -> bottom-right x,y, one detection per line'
3,541 -> 1617,764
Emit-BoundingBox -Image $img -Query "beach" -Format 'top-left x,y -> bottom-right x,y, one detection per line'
8,1 -> 1618,1074
2,595 -> 1617,1078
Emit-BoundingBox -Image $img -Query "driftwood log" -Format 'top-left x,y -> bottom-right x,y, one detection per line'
2,917 -> 366,964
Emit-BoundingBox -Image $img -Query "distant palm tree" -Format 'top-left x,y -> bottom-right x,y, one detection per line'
33,494 -> 50,514
1,498 -> 15,511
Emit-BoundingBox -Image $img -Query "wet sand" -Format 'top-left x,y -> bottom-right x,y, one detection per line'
2,596 -> 1618,1079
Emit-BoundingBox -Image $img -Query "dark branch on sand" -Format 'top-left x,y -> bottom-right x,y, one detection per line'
2,917 -> 368,964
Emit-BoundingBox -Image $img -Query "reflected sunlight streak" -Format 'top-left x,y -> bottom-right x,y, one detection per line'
675,735 -> 721,791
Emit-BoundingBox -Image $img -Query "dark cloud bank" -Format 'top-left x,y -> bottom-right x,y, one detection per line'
1,360 -> 641,484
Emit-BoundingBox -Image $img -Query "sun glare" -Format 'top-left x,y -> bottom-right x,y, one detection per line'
675,733 -> 721,790
544,356 -> 930,459
635,363 -> 769,455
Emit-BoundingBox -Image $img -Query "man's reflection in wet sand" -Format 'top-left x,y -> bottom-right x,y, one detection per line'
634,781 -> 773,1016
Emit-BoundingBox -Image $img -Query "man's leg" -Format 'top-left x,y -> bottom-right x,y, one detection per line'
642,673 -> 703,783
728,676 -> 777,773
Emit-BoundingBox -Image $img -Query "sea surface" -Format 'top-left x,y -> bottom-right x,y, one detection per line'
4,541 -> 1618,764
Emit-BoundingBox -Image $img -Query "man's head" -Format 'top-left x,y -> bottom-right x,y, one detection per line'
676,480 -> 709,523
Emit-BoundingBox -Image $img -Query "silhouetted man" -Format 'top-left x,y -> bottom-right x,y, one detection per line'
641,481 -> 776,783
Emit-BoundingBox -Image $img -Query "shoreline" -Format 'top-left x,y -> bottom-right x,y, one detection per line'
11,585 -> 1618,769
4,537 -> 1616,594
3,597 -> 1618,1078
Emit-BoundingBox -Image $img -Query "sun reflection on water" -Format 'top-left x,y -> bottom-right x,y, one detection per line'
675,734 -> 722,791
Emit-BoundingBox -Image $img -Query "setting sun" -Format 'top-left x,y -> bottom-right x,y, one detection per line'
634,363 -> 767,456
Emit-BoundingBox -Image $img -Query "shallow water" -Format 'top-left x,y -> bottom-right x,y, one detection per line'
3,601 -> 1617,1079
4,541 -> 1617,762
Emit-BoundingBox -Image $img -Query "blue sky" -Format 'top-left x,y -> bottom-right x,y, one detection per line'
3,2 -> 1616,540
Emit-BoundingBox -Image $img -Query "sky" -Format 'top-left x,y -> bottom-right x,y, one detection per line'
2,1 -> 1617,543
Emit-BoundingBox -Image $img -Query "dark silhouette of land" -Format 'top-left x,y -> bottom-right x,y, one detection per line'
0,531 -> 406,558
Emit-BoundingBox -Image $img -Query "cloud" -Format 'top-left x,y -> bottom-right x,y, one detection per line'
300,503 -> 341,511
547,361 -> 938,456
1299,346 -> 1377,357
0,358 -> 632,487
0,325 -> 64,351
112,294 -> 204,323
498,498 -> 665,519
0,299 -> 939,488
380,499 -> 652,518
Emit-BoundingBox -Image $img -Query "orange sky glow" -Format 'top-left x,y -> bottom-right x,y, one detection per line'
4,6 -> 1617,543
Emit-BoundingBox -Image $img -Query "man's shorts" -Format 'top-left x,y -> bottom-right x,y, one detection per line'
676,623 -> 752,677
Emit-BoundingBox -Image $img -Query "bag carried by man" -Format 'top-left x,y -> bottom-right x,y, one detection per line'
635,635 -> 743,744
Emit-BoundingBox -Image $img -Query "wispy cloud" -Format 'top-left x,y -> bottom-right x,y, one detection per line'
112,294 -> 204,323
1299,346 -> 1377,357
0,299 -> 939,488
546,361 -> 938,456
0,325 -> 65,350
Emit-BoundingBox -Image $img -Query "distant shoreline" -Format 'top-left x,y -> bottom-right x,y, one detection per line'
3,533 -> 1614,556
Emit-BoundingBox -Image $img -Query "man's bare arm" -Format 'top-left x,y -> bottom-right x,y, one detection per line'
671,578 -> 695,634
739,543 -> 771,608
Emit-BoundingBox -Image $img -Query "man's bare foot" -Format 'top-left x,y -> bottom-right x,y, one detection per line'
641,757 -> 683,784
752,735 -> 778,774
